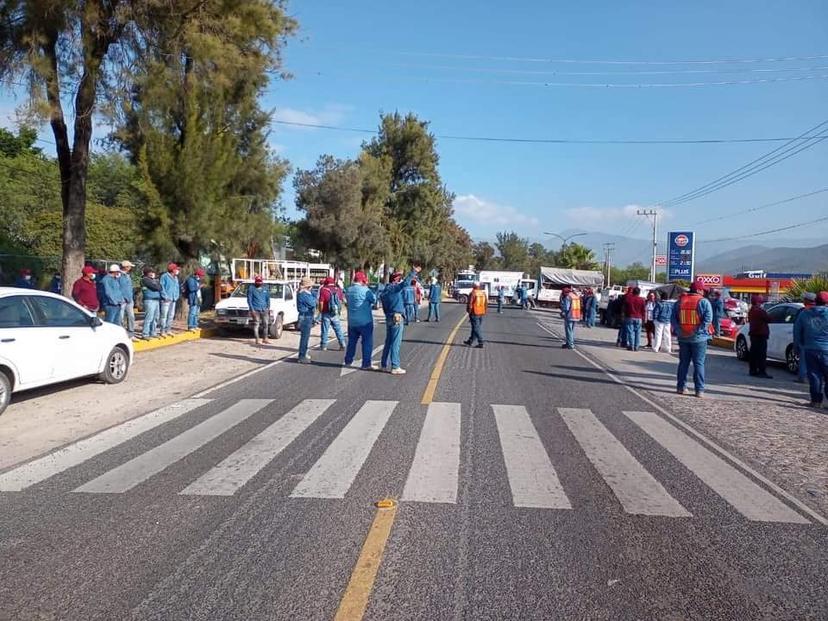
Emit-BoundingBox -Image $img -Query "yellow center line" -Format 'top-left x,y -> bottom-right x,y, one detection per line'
420,312 -> 466,405
334,500 -> 399,621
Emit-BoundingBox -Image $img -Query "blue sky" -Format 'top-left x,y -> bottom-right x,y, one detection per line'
2,1 -> 827,248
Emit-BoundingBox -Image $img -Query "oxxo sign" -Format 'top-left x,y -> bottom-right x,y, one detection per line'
696,273 -> 723,287
667,231 -> 695,282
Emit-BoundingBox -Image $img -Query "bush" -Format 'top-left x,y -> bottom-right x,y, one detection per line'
782,273 -> 828,302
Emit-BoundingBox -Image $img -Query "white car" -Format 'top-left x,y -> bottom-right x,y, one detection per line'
734,302 -> 804,373
0,288 -> 134,416
214,281 -> 300,339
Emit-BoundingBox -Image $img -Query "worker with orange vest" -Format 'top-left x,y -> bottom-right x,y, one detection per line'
464,282 -> 488,348
560,286 -> 582,349
670,281 -> 713,397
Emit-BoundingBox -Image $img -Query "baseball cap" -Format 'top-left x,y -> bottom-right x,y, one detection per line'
803,292 -> 817,302
195,268 -> 206,277
816,291 -> 828,305
254,275 -> 263,284
323,276 -> 334,286
82,265 -> 95,276
167,262 -> 179,272
108,264 -> 121,273
121,260 -> 135,268
353,271 -> 368,284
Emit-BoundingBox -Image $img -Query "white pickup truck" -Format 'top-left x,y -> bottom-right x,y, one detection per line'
215,281 -> 299,339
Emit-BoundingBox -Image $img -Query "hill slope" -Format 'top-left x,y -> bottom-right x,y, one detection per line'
698,244 -> 828,274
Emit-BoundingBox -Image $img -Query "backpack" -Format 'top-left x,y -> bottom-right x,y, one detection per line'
319,286 -> 340,314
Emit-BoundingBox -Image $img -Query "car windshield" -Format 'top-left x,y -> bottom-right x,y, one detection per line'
231,283 -> 284,298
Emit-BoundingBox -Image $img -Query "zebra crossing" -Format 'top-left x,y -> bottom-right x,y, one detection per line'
0,397 -> 813,525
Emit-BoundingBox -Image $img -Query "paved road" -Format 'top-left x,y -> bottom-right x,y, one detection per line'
1,302 -> 825,620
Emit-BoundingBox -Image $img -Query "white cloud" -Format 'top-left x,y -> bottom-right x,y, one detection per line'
453,194 -> 540,230
565,204 -> 672,227
272,104 -> 351,129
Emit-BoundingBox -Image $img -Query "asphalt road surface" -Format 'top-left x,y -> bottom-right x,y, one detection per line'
1,302 -> 825,620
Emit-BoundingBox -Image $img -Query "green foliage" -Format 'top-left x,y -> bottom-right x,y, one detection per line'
611,262 -> 651,285
0,126 -> 40,158
553,242 -> 599,270
783,273 -> 828,302
473,241 -> 497,271
495,231 -> 530,271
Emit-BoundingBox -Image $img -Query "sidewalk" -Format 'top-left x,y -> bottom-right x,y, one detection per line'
537,316 -> 828,517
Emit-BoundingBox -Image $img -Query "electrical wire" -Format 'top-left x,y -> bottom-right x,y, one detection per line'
658,119 -> 828,207
697,214 -> 828,243
692,188 -> 828,226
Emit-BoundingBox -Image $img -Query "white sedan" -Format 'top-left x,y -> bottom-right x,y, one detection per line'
0,288 -> 134,415
734,302 -> 804,373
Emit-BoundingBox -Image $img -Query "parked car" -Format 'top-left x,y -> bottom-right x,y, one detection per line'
0,288 -> 134,416
734,302 -> 804,373
214,281 -> 299,339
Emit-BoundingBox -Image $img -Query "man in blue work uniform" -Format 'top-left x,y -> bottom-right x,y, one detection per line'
100,264 -> 126,325
426,277 -> 442,322
343,271 -> 378,370
183,268 -> 205,331
380,266 -> 421,375
794,291 -> 828,408
247,275 -> 271,345
119,260 -> 136,339
159,263 -> 181,337
14,268 -> 34,289
560,286 -> 582,349
402,279 -> 417,325
672,283 -> 713,398
496,286 -> 505,314
709,289 -> 724,336
794,292 -> 816,384
296,276 -> 317,362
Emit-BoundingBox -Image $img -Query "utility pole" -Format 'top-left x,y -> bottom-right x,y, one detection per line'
636,209 -> 659,282
602,242 -> 615,287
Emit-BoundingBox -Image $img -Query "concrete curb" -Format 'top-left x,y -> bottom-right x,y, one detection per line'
710,336 -> 735,350
133,327 -> 219,353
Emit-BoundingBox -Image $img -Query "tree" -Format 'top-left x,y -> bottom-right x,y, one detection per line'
528,242 -> 555,276
0,0 -> 295,291
473,241 -> 497,271
495,231 -> 529,272
555,242 -> 599,270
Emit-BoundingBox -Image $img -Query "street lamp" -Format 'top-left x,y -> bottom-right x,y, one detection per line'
544,232 -> 587,247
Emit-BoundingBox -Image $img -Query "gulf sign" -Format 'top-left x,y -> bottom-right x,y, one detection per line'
667,231 -> 695,282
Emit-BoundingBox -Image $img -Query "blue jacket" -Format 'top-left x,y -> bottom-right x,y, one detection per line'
100,274 -> 126,306
653,300 -> 675,324
794,306 -> 828,352
247,284 -> 271,312
160,272 -> 180,302
583,294 -> 595,314
297,289 -> 317,316
346,284 -> 376,327
402,284 -> 416,305
14,276 -> 34,289
381,271 -> 416,316
710,297 -> 724,319
671,294 -> 713,343
429,284 -> 442,303
141,276 -> 162,301
184,275 -> 202,306
497,288 -> 505,301
119,273 -> 134,302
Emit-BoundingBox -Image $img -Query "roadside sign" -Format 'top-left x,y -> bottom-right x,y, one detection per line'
667,231 -> 695,282
655,255 -> 667,266
696,273 -> 722,287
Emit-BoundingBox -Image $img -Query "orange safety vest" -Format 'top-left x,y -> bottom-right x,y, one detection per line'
568,292 -> 582,320
678,293 -> 705,338
470,289 -> 488,316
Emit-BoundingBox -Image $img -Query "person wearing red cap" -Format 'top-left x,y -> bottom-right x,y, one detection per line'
71,265 -> 100,313
343,271 -> 378,370
747,294 -> 772,379
183,267 -> 206,331
159,262 -> 181,337
380,265 -> 422,374
794,291 -> 828,408
14,268 -> 34,289
671,281 -> 713,397
318,276 -> 345,350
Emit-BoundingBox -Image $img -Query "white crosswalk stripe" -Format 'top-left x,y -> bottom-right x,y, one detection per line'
492,405 -> 571,510
0,399 -> 211,492
290,400 -> 398,499
74,399 -> 272,494
402,402 -> 462,504
180,399 -> 336,496
624,410 -> 809,524
559,408 -> 690,517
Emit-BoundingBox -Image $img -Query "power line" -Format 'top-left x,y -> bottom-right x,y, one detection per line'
270,120 -> 826,146
396,51 -> 828,66
658,119 -> 828,208
698,214 -> 828,243
692,188 -> 828,226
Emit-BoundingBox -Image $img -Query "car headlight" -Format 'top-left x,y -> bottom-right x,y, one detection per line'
217,309 -> 227,316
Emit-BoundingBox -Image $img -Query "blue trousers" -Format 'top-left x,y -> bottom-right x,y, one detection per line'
427,302 -> 440,321
586,309 -> 596,328
187,303 -> 200,329
626,318 -> 642,350
497,299 -> 503,313
804,350 -> 828,404
677,340 -> 707,394
712,314 -> 722,336
298,315 -> 313,358
345,323 -> 374,367
564,320 -> 576,348
468,315 -> 484,345
142,299 -> 160,338
160,300 -> 176,334
104,304 -> 121,325
381,317 -> 404,369
320,313 -> 345,347
798,344 -> 808,381
404,303 -> 416,325
618,320 -> 629,346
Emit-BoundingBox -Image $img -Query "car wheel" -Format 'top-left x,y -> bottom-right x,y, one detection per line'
0,371 -> 11,416
785,345 -> 799,375
269,314 -> 284,339
458,294 -> 468,304
735,336 -> 749,361
100,346 -> 130,384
